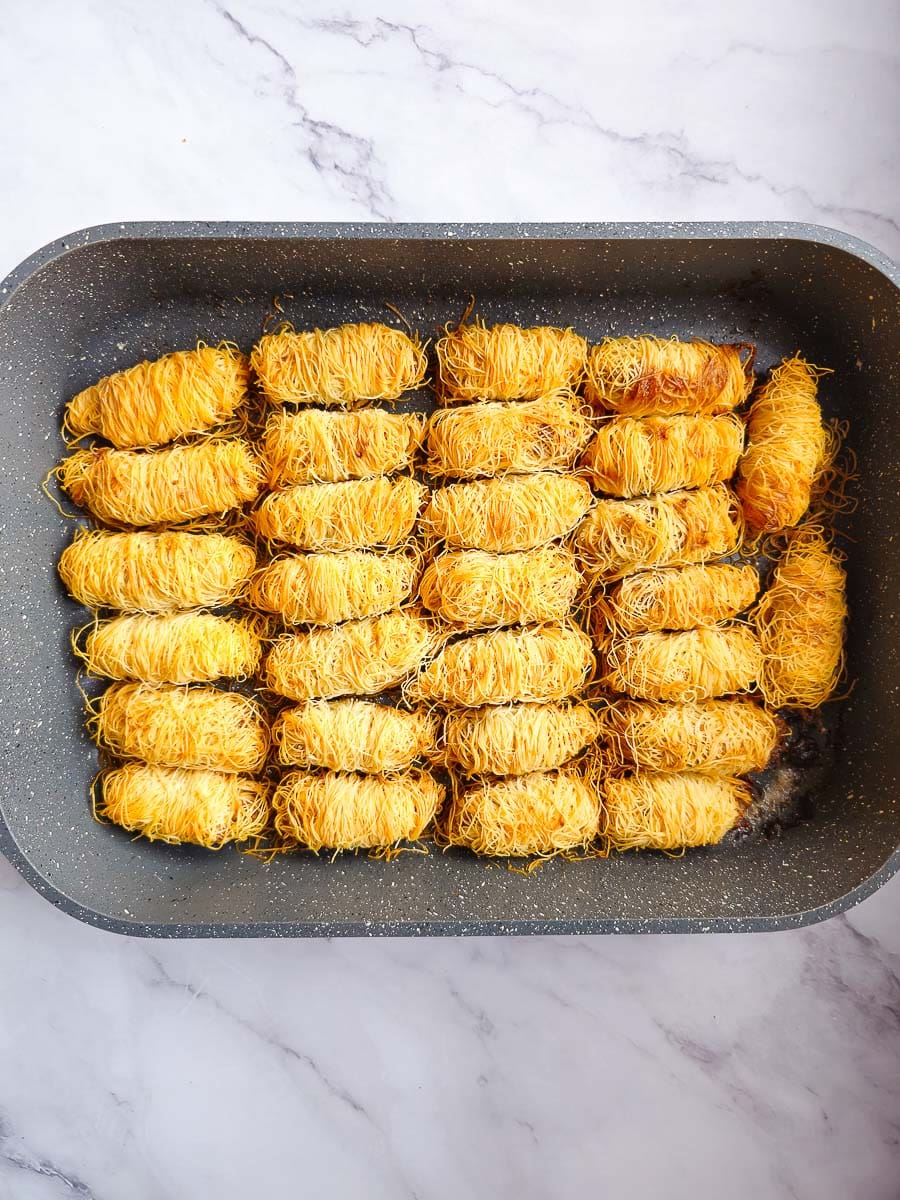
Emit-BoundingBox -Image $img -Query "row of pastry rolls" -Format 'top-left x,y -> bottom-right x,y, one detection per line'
736,360 -> 845,713
57,344 -> 271,849
574,334 -> 762,852
419,325 -> 601,859
574,341 -> 844,853
248,322 -> 445,854
737,361 -> 848,713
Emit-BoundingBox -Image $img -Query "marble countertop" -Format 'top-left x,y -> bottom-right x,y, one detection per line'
1,2 -> 898,1197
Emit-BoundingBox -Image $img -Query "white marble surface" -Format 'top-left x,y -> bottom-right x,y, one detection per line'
1,1 -> 899,1197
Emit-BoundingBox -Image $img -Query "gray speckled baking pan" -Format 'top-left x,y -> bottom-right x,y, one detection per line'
0,221 -> 897,937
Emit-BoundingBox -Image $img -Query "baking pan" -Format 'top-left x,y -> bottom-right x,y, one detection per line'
0,220 -> 896,937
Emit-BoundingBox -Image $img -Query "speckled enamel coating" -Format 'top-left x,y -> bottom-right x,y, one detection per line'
0,220 -> 896,937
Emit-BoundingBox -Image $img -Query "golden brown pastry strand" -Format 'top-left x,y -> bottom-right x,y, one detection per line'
261,407 -> 425,486
444,770 -> 600,857
409,623 -> 594,708
251,323 -> 427,406
89,683 -> 268,772
602,563 -> 760,633
574,485 -> 742,580
58,440 -> 262,527
437,322 -> 587,401
95,763 -> 268,848
735,356 -> 833,537
425,393 -> 592,478
419,547 -> 581,630
250,551 -> 418,626
601,625 -> 763,703
272,769 -> 444,851
584,336 -> 753,416
274,699 -> 439,773
580,414 -> 744,498
443,702 -> 599,776
64,343 -> 249,449
265,612 -> 440,702
753,526 -> 847,708
597,699 -> 778,775
77,612 -> 262,684
600,771 -> 751,851
254,476 -> 426,551
58,530 -> 256,612
420,473 -> 593,552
